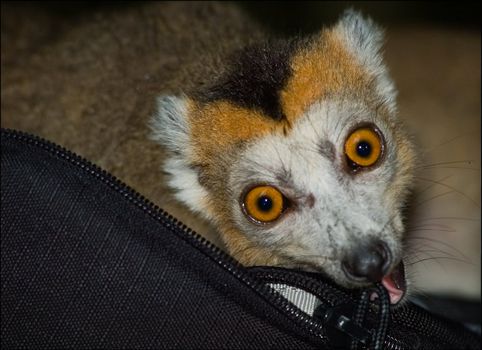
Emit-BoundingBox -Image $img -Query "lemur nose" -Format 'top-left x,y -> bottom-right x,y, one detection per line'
342,240 -> 391,283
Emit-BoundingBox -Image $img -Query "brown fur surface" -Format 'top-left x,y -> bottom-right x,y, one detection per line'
1,1 -> 265,248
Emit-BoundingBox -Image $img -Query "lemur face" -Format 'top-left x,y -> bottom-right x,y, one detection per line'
151,10 -> 415,304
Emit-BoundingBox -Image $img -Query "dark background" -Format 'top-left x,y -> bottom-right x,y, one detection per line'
3,1 -> 481,32
242,1 -> 481,33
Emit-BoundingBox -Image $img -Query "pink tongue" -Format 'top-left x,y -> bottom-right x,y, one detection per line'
381,274 -> 404,305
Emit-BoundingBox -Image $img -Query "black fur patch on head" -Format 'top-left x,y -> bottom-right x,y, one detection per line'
196,39 -> 301,121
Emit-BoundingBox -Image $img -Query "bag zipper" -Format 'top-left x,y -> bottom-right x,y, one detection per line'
248,267 -> 405,349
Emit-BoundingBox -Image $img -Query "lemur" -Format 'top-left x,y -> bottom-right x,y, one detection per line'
150,9 -> 415,305
1,2 -> 415,305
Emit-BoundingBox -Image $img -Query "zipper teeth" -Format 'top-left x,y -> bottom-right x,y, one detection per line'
1,128 -> 327,342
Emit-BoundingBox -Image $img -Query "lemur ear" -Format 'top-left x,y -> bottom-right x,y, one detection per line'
150,95 -> 190,156
150,95 -> 214,221
334,9 -> 384,70
334,9 -> 397,111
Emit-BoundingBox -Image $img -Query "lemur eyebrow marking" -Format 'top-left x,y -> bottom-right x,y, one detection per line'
275,162 -> 294,189
306,193 -> 315,208
318,140 -> 336,161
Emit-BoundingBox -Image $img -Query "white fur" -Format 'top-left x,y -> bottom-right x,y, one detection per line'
335,9 -> 397,113
149,95 -> 213,220
150,96 -> 190,154
229,99 -> 404,287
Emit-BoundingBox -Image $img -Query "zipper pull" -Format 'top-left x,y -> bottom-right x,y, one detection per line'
314,303 -> 371,348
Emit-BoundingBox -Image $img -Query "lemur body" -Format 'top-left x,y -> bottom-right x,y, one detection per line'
151,10 -> 415,304
1,2 -> 262,241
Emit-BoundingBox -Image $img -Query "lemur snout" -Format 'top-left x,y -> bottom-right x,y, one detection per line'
342,240 -> 391,283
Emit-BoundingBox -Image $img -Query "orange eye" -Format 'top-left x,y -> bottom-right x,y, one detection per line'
344,127 -> 383,167
243,186 -> 285,223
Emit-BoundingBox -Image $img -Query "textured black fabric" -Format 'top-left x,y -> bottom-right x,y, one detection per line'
0,131 -> 320,349
3,129 -> 481,350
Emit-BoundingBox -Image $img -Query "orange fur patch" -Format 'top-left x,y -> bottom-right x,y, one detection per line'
281,29 -> 369,121
188,100 -> 287,163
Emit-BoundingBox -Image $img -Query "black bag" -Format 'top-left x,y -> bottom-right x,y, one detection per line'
1,129 -> 480,349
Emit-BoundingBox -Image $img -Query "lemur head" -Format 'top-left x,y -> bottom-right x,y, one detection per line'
151,10 -> 416,304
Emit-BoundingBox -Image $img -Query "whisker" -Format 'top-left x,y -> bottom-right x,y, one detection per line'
415,175 -> 452,197
407,247 -> 469,265
414,176 -> 480,208
417,250 -> 450,272
405,237 -> 475,269
415,160 -> 475,168
407,223 -> 455,230
406,228 -> 456,233
418,166 -> 480,171
405,256 -> 475,267
404,251 -> 431,270
404,236 -> 472,262
410,289 -> 431,299
422,130 -> 478,154
411,190 -> 455,208
416,216 -> 479,222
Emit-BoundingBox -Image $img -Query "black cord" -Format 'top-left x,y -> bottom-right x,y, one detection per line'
372,283 -> 390,350
351,289 -> 370,350
350,284 -> 390,350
